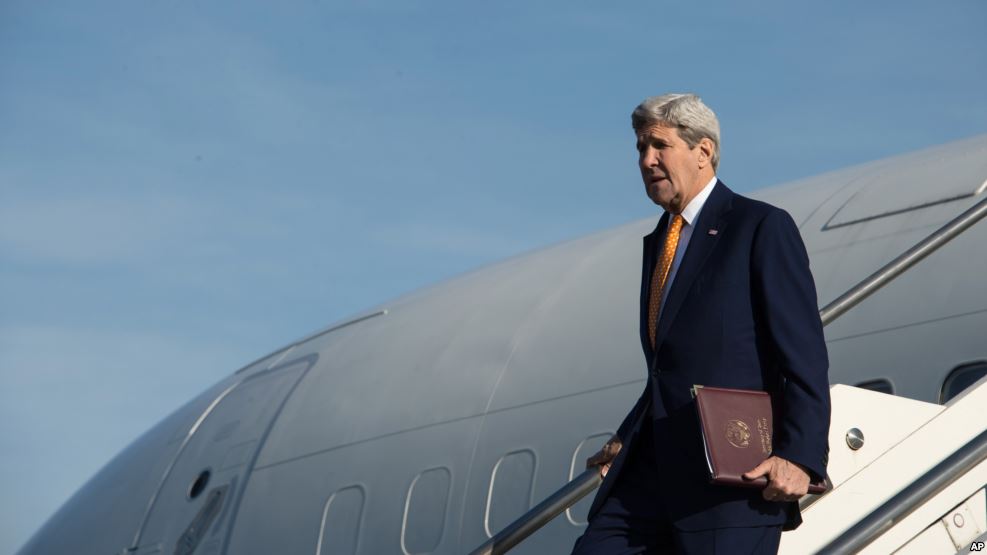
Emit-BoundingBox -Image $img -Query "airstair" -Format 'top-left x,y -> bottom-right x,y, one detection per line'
787,379 -> 987,554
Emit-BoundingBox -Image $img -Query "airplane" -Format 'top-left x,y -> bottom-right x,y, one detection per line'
18,134 -> 987,554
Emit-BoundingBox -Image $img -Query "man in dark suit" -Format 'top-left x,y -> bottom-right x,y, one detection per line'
571,94 -> 830,554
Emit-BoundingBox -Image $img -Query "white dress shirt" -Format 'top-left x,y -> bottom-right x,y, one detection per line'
658,175 -> 718,318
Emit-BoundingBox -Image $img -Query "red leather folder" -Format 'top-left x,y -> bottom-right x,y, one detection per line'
693,385 -> 828,495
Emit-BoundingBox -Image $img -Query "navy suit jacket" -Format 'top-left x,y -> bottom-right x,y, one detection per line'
587,181 -> 830,531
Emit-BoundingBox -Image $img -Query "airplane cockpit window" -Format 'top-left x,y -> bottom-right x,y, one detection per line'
938,362 -> 987,404
401,467 -> 451,554
854,378 -> 894,395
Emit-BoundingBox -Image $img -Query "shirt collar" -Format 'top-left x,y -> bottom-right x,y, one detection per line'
672,175 -> 718,227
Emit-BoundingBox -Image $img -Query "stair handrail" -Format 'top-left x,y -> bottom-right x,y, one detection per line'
817,427 -> 987,554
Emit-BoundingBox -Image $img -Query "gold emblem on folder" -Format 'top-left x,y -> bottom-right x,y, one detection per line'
725,419 -> 751,448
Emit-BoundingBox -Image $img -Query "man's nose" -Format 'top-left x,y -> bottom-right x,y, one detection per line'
642,148 -> 660,168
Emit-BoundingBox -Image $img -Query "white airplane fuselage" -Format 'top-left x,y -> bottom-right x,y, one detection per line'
19,135 -> 987,554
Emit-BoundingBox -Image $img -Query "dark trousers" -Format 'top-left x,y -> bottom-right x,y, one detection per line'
571,419 -> 781,555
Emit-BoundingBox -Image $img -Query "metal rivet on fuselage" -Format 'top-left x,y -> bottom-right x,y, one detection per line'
846,428 -> 864,450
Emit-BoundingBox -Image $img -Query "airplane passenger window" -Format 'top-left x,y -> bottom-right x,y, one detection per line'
567,433 -> 614,526
317,486 -> 364,555
402,467 -> 451,554
939,362 -> 987,404
854,378 -> 894,395
485,450 -> 536,537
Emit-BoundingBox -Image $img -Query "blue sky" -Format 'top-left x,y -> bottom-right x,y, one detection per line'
2,1 -> 985,551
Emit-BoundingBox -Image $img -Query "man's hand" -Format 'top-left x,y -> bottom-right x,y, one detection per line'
585,435 -> 623,477
743,455 -> 810,502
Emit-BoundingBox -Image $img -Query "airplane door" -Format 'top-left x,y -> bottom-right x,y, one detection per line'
131,354 -> 316,555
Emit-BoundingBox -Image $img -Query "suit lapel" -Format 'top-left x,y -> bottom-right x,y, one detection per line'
653,181 -> 734,351
640,212 -> 669,360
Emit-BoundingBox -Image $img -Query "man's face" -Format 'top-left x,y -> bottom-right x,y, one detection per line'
636,124 -> 705,213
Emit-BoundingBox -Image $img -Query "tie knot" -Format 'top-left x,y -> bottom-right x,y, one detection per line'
670,214 -> 684,232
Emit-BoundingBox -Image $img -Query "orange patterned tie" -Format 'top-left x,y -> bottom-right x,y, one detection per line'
648,214 -> 684,348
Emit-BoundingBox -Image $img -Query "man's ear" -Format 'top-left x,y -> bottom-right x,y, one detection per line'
697,137 -> 715,169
